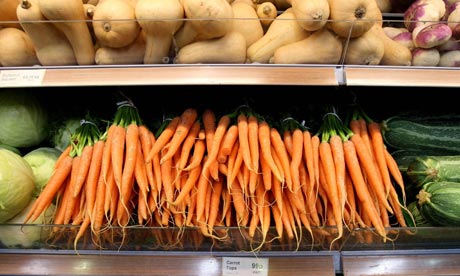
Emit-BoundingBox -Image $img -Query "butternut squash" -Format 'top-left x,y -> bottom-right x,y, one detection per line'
16,0 -> 77,66
256,2 -> 277,30
327,0 -> 382,38
95,31 -> 146,64
174,31 -> 246,64
0,28 -> 39,66
291,0 -> 329,32
38,0 -> 95,65
135,0 -> 184,64
271,27 -> 342,64
231,1 -> 264,48
174,0 -> 233,49
92,0 -> 139,48
369,23 -> 412,66
0,0 -> 21,29
344,26 -> 384,65
247,8 -> 310,64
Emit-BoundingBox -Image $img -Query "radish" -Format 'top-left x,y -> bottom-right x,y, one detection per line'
412,47 -> 440,66
413,23 -> 452,48
404,0 -> 446,31
438,49 -> 460,66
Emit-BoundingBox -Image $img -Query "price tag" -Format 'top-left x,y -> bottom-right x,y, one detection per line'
0,69 -> 45,87
222,257 -> 268,276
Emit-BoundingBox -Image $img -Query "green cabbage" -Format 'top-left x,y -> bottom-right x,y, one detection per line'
50,118 -> 81,152
0,198 -> 55,248
0,148 -> 35,223
23,147 -> 62,198
0,89 -> 48,148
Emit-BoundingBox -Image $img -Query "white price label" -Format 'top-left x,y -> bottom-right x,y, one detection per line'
0,69 -> 45,87
222,257 -> 268,276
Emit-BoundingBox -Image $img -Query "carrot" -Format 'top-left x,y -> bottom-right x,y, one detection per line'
358,118 -> 375,160
258,120 -> 283,182
289,128 -> 303,193
207,178 -> 224,237
111,124 -> 126,189
160,108 -> 198,164
146,116 -> 180,163
283,129 -> 293,157
319,141 -> 343,244
134,138 -> 150,221
195,157 -> 211,223
138,125 -> 157,196
103,163 -> 117,223
117,123 -> 139,225
227,141 -> 243,189
202,109 -> 216,155
237,113 -> 253,172
178,120 -> 201,171
72,144 -> 93,197
368,121 -> 393,197
55,144 -> 72,169
63,155 -> 81,224
311,134 -> 320,191
248,114 -> 259,173
217,124 -> 238,163
259,150 -> 272,190
148,128 -> 162,196
329,134 -> 347,220
299,162 -> 320,226
343,139 -> 387,240
351,134 -> 393,214
203,114 -> 231,180
384,146 -> 405,197
171,162 -> 202,206
160,146 -> 174,206
349,118 -> 361,136
303,130 -> 316,198
183,129 -> 206,171
90,170 -> 106,247
270,127 -> 293,191
84,140 -> 105,222
230,177 -> 249,226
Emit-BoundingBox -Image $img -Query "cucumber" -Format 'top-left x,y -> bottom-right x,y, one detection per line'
381,116 -> 460,154
406,155 -> 460,188
404,201 -> 432,227
417,181 -> 460,226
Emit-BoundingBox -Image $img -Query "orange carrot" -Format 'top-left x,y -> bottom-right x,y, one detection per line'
138,125 -> 157,196
84,140 -> 105,221
227,141 -> 244,189
202,109 -> 216,155
101,124 -> 116,183
146,116 -> 180,163
384,146 -> 405,197
247,115 -> 259,194
160,108 -> 198,164
368,121 -> 393,197
258,120 -> 283,182
73,144 -> 93,197
171,162 -> 202,206
178,120 -> 201,171
217,124 -> 238,163
203,114 -> 231,180
319,141 -> 343,242
135,138 -> 150,221
183,129 -> 206,171
207,178 -> 224,236
343,139 -> 386,240
303,130 -> 316,198
351,134 -> 393,214
111,125 -> 126,189
270,127 -> 293,191
237,113 -> 253,172
283,129 -> 293,157
259,150 -> 273,190
91,171 -> 106,246
329,134 -> 347,219
195,158 -> 211,223
117,123 -> 139,225
289,128 -> 303,193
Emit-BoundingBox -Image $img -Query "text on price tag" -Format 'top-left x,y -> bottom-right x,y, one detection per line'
222,257 -> 268,276
0,69 -> 45,87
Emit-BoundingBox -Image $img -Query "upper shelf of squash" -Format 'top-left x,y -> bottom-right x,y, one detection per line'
0,0 -> 458,69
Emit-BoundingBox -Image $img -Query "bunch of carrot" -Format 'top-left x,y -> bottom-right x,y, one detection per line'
23,103 -> 409,250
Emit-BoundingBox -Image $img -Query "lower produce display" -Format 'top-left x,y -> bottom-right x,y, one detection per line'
0,85 -> 459,275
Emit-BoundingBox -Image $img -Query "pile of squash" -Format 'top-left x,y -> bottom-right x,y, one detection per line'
0,0 -> 415,66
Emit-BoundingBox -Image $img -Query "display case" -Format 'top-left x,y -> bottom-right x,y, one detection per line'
2,5 -> 460,275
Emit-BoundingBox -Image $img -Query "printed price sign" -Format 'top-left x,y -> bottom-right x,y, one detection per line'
0,69 -> 45,87
222,257 -> 268,276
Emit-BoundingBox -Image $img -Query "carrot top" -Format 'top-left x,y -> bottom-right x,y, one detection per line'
69,117 -> 102,158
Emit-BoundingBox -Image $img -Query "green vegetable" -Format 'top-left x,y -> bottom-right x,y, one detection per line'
417,181 -> 460,226
406,155 -> 460,188
23,147 -> 62,197
0,143 -> 21,156
381,116 -> 460,154
0,90 -> 48,148
50,118 -> 81,152
0,198 -> 55,248
404,201 -> 432,227
0,148 -> 35,223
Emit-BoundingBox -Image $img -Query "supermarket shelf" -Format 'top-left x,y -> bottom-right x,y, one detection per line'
3,65 -> 460,88
0,252 -> 337,276
343,65 -> 460,87
0,65 -> 340,87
